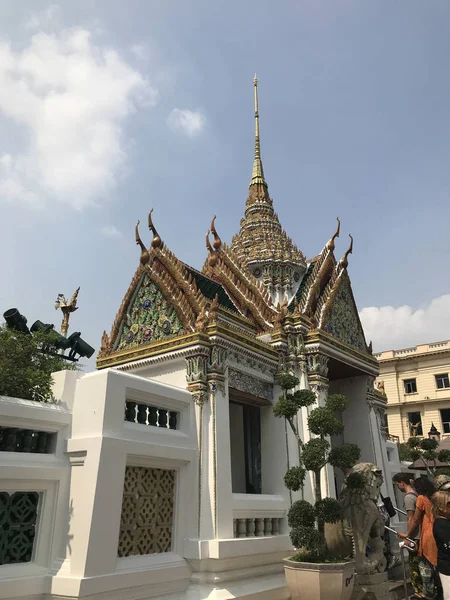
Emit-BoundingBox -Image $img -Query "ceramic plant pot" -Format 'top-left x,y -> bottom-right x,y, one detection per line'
283,558 -> 356,600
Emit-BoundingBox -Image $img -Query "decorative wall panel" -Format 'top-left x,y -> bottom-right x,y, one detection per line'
0,492 -> 39,565
118,466 -> 175,557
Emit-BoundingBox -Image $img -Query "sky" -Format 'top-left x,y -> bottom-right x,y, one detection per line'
1,0 -> 450,370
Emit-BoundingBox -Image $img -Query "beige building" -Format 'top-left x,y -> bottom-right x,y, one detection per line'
375,340 -> 450,443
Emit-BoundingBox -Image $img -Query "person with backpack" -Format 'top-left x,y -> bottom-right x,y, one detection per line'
393,473 -> 423,597
397,477 -> 440,600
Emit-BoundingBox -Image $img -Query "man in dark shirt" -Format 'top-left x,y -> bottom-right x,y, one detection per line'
432,491 -> 450,599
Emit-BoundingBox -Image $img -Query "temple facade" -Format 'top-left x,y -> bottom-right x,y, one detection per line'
95,77 -> 394,596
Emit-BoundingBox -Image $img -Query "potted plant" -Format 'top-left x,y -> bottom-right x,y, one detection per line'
273,374 -> 361,600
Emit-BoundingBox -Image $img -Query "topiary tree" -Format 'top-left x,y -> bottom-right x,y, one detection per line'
0,325 -> 78,402
273,373 -> 361,562
405,436 -> 450,476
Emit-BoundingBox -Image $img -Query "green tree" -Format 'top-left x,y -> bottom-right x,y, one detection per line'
273,374 -> 360,561
404,436 -> 450,476
0,326 -> 78,402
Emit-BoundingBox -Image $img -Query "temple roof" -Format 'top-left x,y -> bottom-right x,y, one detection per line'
230,76 -> 306,276
97,79 -> 375,370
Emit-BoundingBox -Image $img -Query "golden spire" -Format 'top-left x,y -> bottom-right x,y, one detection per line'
251,74 -> 266,186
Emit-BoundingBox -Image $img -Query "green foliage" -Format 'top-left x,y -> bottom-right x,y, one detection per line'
435,467 -> 450,477
326,394 -> 348,413
290,526 -> 323,553
273,389 -> 317,420
398,443 -> 413,462
0,326 -> 78,402
273,371 -> 360,562
302,438 -> 329,471
293,389 -> 317,408
288,500 -> 316,529
273,395 -> 299,420
328,444 -> 361,470
284,466 -> 306,491
308,407 -> 344,437
346,471 -> 366,490
438,450 -> 450,463
315,498 -> 343,524
409,448 -> 422,461
290,550 -> 349,564
276,374 -> 300,391
403,436 -> 446,474
407,437 -> 421,449
420,438 -> 439,451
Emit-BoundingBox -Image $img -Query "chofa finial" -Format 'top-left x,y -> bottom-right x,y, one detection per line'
210,216 -> 222,250
148,209 -> 162,249
341,234 -> 353,269
327,217 -> 341,251
135,220 -> 150,265
206,230 -> 217,267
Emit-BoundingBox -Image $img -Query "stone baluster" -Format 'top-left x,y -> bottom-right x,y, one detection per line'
272,518 -> 280,535
125,401 -> 136,422
168,411 -> 177,430
237,519 -> 247,538
158,409 -> 168,428
246,518 -> 255,537
255,518 -> 264,536
264,518 -> 272,536
233,519 -> 238,538
137,404 -> 148,425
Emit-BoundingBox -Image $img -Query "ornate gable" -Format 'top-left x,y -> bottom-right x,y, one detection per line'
322,273 -> 368,354
116,273 -> 185,351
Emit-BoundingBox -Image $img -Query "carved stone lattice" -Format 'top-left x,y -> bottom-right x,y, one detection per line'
228,368 -> 273,401
0,492 -> 39,565
118,466 -> 175,558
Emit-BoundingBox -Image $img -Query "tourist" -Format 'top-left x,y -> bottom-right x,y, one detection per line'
431,490 -> 450,600
393,473 -> 423,597
398,477 -> 439,600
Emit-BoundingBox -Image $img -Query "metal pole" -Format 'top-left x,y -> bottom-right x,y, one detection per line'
385,526 -> 416,600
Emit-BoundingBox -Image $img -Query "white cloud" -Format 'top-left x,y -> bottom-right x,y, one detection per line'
130,43 -> 149,61
359,294 -> 450,352
101,224 -> 122,237
167,108 -> 206,138
0,26 -> 157,210
25,5 -> 61,31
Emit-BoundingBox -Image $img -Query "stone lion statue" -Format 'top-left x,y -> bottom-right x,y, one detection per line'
325,462 -> 387,575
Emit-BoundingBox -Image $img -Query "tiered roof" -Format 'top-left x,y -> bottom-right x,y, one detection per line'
97,78 -> 373,370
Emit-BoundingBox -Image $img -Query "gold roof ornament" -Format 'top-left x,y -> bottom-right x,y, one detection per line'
230,76 -> 306,301
206,230 -> 217,267
135,220 -> 150,266
148,209 -> 162,249
340,234 -> 353,269
210,216 -> 222,250
327,217 -> 341,251
251,74 -> 266,187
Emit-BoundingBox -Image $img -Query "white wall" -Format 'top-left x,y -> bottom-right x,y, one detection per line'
329,375 -> 376,464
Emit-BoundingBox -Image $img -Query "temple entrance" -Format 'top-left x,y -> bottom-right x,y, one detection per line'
229,399 -> 262,494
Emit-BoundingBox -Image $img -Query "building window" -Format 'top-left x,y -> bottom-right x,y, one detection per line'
408,412 -> 423,437
229,401 -> 262,494
436,374 -> 450,390
404,378 -> 417,394
440,409 -> 450,435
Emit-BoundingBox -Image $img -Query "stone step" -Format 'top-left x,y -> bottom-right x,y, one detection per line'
389,578 -> 412,600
